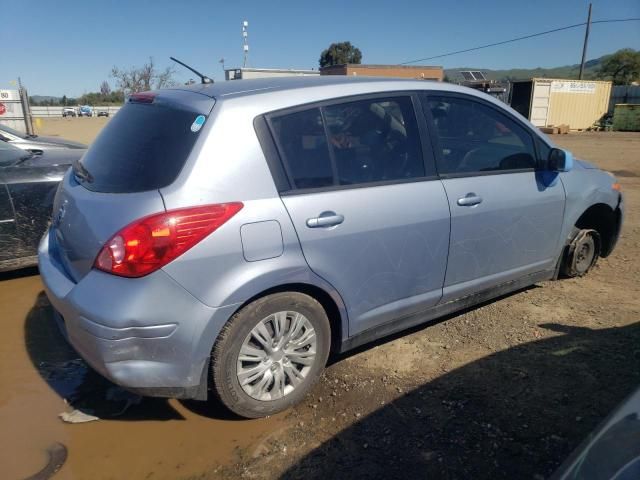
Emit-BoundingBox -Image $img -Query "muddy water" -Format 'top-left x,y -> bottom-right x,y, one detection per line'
0,271 -> 282,480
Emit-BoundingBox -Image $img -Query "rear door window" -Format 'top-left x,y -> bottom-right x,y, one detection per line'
269,108 -> 334,189
268,95 -> 427,191
323,97 -> 425,185
76,100 -> 210,193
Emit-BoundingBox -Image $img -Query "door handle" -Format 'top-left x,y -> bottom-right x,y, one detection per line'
306,211 -> 344,228
457,193 -> 483,207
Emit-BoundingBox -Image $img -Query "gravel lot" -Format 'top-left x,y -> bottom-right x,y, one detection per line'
1,124 -> 638,480
216,132 -> 640,480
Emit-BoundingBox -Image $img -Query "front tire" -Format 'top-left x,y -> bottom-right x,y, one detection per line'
211,292 -> 331,418
562,228 -> 600,277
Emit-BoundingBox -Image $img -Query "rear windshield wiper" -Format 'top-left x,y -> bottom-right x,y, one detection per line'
73,160 -> 94,183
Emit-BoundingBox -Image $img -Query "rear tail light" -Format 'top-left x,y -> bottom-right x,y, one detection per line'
95,203 -> 243,278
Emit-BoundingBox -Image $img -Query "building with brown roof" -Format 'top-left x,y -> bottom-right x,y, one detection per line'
320,64 -> 443,81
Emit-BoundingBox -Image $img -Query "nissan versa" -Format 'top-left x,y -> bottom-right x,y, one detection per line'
38,77 -> 623,418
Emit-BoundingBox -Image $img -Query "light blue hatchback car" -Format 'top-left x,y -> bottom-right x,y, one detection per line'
38,77 -> 623,418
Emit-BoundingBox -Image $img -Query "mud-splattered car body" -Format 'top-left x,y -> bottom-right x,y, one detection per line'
0,141 -> 84,271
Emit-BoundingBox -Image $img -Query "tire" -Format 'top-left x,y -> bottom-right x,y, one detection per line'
561,228 -> 600,278
211,292 -> 331,418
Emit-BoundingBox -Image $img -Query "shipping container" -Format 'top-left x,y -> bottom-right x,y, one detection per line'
613,104 -> 640,132
510,78 -> 612,130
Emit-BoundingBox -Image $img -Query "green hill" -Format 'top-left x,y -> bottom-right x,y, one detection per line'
446,57 -> 603,82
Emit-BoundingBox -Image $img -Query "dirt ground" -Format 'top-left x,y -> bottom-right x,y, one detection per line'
0,128 -> 638,480
33,117 -> 111,145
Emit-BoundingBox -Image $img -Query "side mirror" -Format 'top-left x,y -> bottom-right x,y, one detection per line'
548,148 -> 573,172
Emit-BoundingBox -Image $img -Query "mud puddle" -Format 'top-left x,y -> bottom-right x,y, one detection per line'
0,272 -> 281,480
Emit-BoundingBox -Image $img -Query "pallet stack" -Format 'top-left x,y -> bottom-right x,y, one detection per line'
539,124 -> 570,134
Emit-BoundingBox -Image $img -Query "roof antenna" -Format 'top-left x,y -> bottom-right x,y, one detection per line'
169,56 -> 214,84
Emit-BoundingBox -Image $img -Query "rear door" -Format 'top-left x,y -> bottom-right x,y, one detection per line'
1,159 -> 68,259
267,93 -> 451,336
0,182 -> 17,262
422,93 -> 565,301
0,142 -> 24,262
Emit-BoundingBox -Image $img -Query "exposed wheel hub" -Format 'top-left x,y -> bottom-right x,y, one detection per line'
270,350 -> 285,363
575,237 -> 595,273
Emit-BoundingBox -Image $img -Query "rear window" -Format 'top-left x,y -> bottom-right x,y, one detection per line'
75,100 -> 209,193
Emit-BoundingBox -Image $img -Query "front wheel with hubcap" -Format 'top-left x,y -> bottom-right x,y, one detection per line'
211,292 -> 331,418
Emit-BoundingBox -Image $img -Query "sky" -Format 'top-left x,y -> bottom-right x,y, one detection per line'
2,0 -> 639,97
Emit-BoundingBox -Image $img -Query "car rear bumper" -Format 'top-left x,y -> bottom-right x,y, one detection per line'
38,229 -> 239,399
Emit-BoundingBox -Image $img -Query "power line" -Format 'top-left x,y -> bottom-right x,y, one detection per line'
400,18 -> 640,65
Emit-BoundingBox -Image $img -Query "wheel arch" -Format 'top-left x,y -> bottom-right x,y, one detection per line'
573,202 -> 621,258
226,282 -> 348,355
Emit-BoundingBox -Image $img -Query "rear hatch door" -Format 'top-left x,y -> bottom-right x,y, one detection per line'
51,89 -> 215,282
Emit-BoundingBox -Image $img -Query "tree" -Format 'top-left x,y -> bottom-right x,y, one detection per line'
62,95 -> 68,106
77,90 -> 125,106
110,57 -> 176,93
596,48 -> 640,85
100,81 -> 111,96
319,41 -> 362,68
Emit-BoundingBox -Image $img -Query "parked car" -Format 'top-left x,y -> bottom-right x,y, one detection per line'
62,107 -> 77,117
0,124 -> 86,152
78,105 -> 92,117
1,141 -> 84,271
97,110 -> 109,117
552,386 -> 640,480
38,77 -> 623,418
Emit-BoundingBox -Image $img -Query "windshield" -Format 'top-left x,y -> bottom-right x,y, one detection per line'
0,124 -> 29,140
75,99 -> 210,193
0,140 -> 32,166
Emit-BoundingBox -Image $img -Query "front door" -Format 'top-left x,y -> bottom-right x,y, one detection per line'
422,93 -> 565,301
268,94 -> 451,335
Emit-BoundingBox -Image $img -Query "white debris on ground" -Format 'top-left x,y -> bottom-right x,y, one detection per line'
59,409 -> 99,424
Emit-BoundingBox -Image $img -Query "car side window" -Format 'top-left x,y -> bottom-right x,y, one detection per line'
323,97 -> 425,185
269,96 -> 427,191
269,108 -> 334,189
425,96 -> 536,175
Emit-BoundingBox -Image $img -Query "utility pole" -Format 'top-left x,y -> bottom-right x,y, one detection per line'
579,3 -> 592,80
242,21 -> 249,68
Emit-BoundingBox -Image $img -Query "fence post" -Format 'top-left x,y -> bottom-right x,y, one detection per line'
19,87 -> 34,135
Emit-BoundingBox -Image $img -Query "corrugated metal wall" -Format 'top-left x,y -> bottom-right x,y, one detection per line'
544,79 -> 611,130
608,85 -> 640,113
